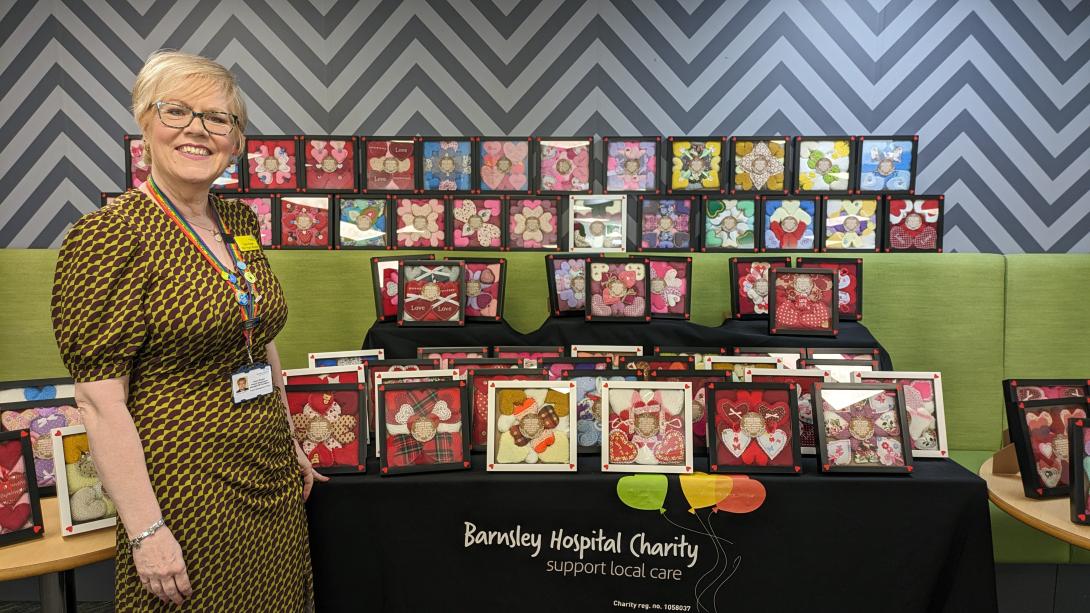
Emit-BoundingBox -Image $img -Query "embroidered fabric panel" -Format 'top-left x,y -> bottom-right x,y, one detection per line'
1,405 -> 82,488
1020,403 -> 1086,490
0,439 -> 33,535
573,375 -> 638,448
734,260 -> 777,316
748,374 -> 822,450
400,264 -> 463,323
588,261 -> 647,319
479,140 -> 529,191
796,139 -> 851,191
421,140 -> 472,191
464,262 -> 502,318
1015,385 -> 1086,402
58,433 -> 117,525
868,377 -> 941,452
858,139 -> 913,191
733,140 -> 785,192
247,139 -> 298,190
822,390 -> 906,467
470,373 -> 539,447
703,199 -> 756,249
607,387 -> 687,465
763,199 -> 816,249
338,198 -> 388,247
671,140 -> 722,190
538,140 -> 591,192
606,140 -> 657,191
280,196 -> 330,247
366,139 -> 415,191
304,138 -> 356,190
773,272 -> 835,332
551,257 -> 587,313
648,260 -> 688,316
451,198 -> 502,248
572,197 -> 625,250
287,390 -> 362,468
888,199 -> 941,250
395,198 -> 446,248
493,387 -> 572,464
128,137 -> 149,188
508,199 -> 559,249
240,197 -> 274,246
381,387 -> 464,468
715,388 -> 795,467
641,199 -> 692,249
824,199 -> 878,250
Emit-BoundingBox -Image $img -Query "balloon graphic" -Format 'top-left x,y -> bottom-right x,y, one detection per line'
715,476 -> 767,513
679,473 -> 733,513
616,474 -> 668,511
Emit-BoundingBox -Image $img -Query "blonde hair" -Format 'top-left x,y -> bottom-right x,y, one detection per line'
131,50 -> 248,166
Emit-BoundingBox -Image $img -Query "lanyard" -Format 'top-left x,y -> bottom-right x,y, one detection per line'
146,176 -> 262,362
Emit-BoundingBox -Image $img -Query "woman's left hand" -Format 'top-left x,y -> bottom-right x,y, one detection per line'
293,440 -> 329,501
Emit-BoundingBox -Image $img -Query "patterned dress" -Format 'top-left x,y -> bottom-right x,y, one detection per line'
51,189 -> 313,611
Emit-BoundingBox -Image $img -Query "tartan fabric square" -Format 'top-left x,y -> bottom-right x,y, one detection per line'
383,387 -> 464,468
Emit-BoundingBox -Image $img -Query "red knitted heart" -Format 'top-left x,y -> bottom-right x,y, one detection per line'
654,429 -> 685,464
0,442 -> 22,471
0,502 -> 30,532
0,470 -> 27,507
608,430 -> 638,463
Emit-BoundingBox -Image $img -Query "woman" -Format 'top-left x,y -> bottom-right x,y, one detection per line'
51,50 -> 325,610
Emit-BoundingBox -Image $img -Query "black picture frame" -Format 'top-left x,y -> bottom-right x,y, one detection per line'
632,255 -> 693,320
795,257 -> 864,321
633,196 -> 698,252
1071,417 -> 1090,524
562,368 -> 645,454
419,137 -> 476,193
758,197 -> 822,253
0,377 -> 74,399
376,380 -> 471,476
700,197 -> 761,253
448,358 -> 522,375
654,346 -> 726,358
333,195 -> 392,250
728,256 -> 792,321
416,346 -> 489,360
1003,379 -> 1090,410
584,256 -> 651,323
475,137 -> 534,195
546,253 -> 596,317
276,193 -> 333,250
706,382 -> 802,474
768,267 -> 839,337
601,136 -> 662,194
0,394 -> 79,497
728,136 -> 791,196
209,150 -> 245,193
466,367 -> 549,452
236,193 -> 280,248
363,358 -> 443,438
539,356 -> 613,375
283,383 -> 368,474
664,136 -> 727,195
820,195 -> 882,253
617,355 -> 696,378
122,133 -> 151,190
363,136 -> 421,195
397,259 -> 467,327
370,254 -> 434,322
445,196 -> 507,251
813,382 -> 913,474
854,135 -> 919,195
884,195 -> 944,253
443,257 -> 507,322
505,196 -> 566,251
492,346 -> 566,368
792,136 -> 858,195
1006,396 -> 1090,498
0,429 -> 43,546
243,135 -> 304,194
534,137 -> 594,195
300,135 -> 360,193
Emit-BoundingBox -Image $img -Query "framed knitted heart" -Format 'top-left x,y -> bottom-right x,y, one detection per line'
448,197 -> 504,249
546,253 -> 593,317
397,261 -> 466,327
855,371 -> 949,458
278,195 -> 331,249
493,346 -> 565,369
617,356 -> 695,379
795,257 -> 864,321
635,197 -> 695,251
728,257 -> 791,319
371,369 -> 459,457
1070,419 -> 1090,524
335,197 -> 389,249
1,396 -> 82,494
420,138 -> 473,192
648,370 -> 730,452
708,382 -> 801,473
239,195 -> 277,247
886,196 -> 943,252
477,137 -> 532,194
805,347 -> 881,362
0,430 -> 42,546
768,268 -> 838,337
1004,379 -> 1090,405
761,198 -> 819,251
793,136 -> 855,194
283,365 -> 368,386
667,137 -> 725,193
394,197 -> 446,248
212,154 -> 243,194
123,134 -> 149,189
364,137 -> 418,193
702,199 -> 759,252
540,357 -> 611,380
639,256 -> 691,319
245,136 -> 301,192
535,137 -> 593,194
0,378 -> 75,405
602,136 -> 660,194
1006,396 -> 1090,498
821,198 -> 880,252
585,258 -> 650,322
447,358 -> 521,377
729,136 -> 789,196
570,345 -> 644,367
797,359 -> 878,384
813,383 -> 913,473
855,135 -> 917,194
570,195 -> 627,252
377,381 -> 470,475
362,359 -> 442,438
565,369 -> 643,453
704,356 -> 782,382
285,384 -> 367,473
601,381 -> 693,473
307,349 -> 385,369
733,347 -> 805,369
487,381 -> 578,471
453,258 -> 506,321
507,197 -> 563,251
416,347 -> 489,369
654,347 -> 726,369
370,254 -> 435,322
302,136 -> 358,192
467,368 -> 547,451
51,425 -> 118,535
745,368 -> 833,455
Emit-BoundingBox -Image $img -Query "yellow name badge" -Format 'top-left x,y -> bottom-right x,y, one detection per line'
234,235 -> 260,252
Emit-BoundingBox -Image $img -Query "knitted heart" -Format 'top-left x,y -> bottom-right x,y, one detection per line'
538,431 -> 571,463
608,430 -> 638,463
590,294 -> 613,317
1037,460 -> 1061,488
403,280 -> 461,321
1060,408 -> 1087,428
387,141 -> 413,159
621,297 -> 646,318
776,304 -> 800,328
329,144 -> 349,164
757,430 -> 788,459
654,429 -> 685,464
721,429 -> 752,458
494,432 -> 531,464
1037,442 -> 1054,459
0,502 -> 30,532
0,470 -> 28,506
0,442 -> 22,471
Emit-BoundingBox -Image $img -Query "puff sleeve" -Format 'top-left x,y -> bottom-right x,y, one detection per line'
51,208 -> 150,382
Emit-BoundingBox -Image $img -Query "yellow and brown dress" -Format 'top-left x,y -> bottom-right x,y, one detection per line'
51,189 -> 313,611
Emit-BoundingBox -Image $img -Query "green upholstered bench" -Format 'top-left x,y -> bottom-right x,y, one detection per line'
1,249 -> 1085,564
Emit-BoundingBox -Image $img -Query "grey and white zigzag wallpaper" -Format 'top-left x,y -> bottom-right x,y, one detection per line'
1,0 -> 1088,251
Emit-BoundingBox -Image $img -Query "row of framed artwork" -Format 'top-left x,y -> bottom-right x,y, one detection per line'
123,134 -> 921,197
1002,378 -> 1090,525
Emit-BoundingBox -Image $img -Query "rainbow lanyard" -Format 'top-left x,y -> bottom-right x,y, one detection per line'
147,176 -> 262,361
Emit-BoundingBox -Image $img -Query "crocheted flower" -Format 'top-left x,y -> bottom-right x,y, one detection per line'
554,259 -> 586,309
423,140 -> 471,191
671,141 -> 722,190
290,392 -> 359,468
465,264 -> 497,317
705,200 -> 752,248
480,140 -> 529,191
767,200 -> 813,249
396,198 -> 445,247
512,202 -> 554,247
306,139 -> 354,190
539,143 -> 590,191
606,140 -> 656,191
452,198 -> 501,247
649,261 -> 684,313
734,140 -> 785,191
129,139 -> 149,187
2,405 -> 81,488
249,143 -> 295,187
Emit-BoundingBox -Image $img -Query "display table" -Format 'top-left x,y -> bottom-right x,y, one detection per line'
0,496 -> 115,612
306,456 -> 996,612
979,457 -> 1090,550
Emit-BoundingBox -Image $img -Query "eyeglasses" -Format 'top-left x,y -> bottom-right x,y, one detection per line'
154,101 -> 237,136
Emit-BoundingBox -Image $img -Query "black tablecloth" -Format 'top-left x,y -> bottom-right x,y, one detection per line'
364,320 -> 527,358
306,456 -> 996,612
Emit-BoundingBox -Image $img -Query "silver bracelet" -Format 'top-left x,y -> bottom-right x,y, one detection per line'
128,518 -> 166,550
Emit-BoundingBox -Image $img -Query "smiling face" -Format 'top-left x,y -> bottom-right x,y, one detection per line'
142,80 -> 238,190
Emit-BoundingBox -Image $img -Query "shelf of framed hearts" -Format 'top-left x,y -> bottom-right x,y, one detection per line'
794,137 -> 853,193
421,139 -> 473,191
468,369 -> 546,450
815,385 -> 913,472
488,382 -> 577,471
547,254 -> 589,316
537,139 -> 592,193
709,385 -> 801,473
397,261 -> 466,326
729,258 -> 790,319
669,138 -> 724,192
377,382 -> 470,475
745,369 -> 830,455
856,137 -> 917,193
478,138 -> 531,193
0,431 -> 42,546
1009,398 -> 1089,497
240,196 -> 275,247
336,197 -> 388,248
1,398 -> 82,491
568,371 -> 642,452
886,197 -> 943,252
365,138 -> 417,192
303,137 -> 358,192
51,426 -> 118,535
637,198 -> 694,251
762,199 -> 817,251
602,382 -> 693,473
822,199 -> 879,251
586,259 -> 650,321
286,386 -> 365,472
603,138 -> 659,193
855,372 -> 949,458
702,199 -> 757,252
279,195 -> 331,248
570,195 -> 627,252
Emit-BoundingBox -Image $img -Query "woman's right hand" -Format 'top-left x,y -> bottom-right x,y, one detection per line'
132,525 -> 193,606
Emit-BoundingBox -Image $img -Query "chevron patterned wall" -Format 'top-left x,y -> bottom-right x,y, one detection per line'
1,0 -> 1088,251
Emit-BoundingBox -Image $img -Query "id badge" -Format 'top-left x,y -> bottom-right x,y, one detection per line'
232,362 -> 275,404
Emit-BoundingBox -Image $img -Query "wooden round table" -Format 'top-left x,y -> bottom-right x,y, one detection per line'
0,496 -> 116,612
979,457 -> 1090,550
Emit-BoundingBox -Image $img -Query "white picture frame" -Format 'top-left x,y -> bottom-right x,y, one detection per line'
307,349 -> 385,368
486,380 -> 577,472
568,194 -> 627,252
282,364 -> 367,385
853,371 -> 949,459
51,425 -> 117,536
803,360 -> 873,383
372,369 -> 459,457
601,381 -> 693,474
745,368 -> 833,455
